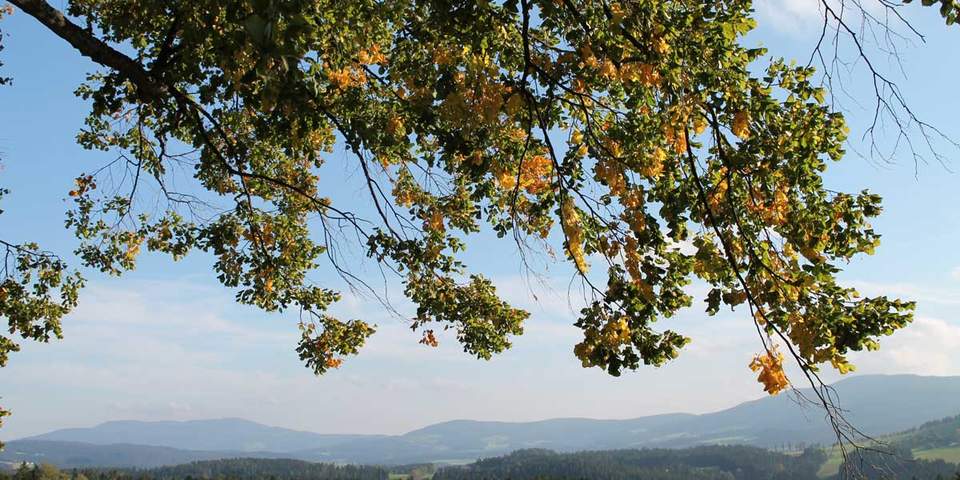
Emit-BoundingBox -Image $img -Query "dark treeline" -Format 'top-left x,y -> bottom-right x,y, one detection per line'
4,445 -> 960,480
836,446 -> 959,480
0,459 -> 387,480
141,458 -> 386,480
433,446 -> 828,480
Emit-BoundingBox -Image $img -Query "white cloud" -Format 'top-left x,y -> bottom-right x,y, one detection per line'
848,279 -> 960,306
754,0 -> 888,37
1,273 -> 957,442
950,266 -> 960,281
852,316 -> 960,376
755,0 -> 825,33
0,275 -> 760,438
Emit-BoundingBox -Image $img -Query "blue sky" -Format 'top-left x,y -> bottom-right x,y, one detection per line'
0,0 -> 958,440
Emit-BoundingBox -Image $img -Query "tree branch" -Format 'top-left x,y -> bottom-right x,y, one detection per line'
8,0 -> 164,98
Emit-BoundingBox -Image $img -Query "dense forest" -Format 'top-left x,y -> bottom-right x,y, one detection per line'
4,445 -> 960,480
433,446 -> 828,480
141,459 -> 387,480
0,459 -> 388,480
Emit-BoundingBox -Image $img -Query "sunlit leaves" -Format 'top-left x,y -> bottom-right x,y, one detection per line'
297,316 -> 375,375
0,188 -> 84,370
560,198 -> 588,273
750,348 -> 789,395
0,406 -> 8,449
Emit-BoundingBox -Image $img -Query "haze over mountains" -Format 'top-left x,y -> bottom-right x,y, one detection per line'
22,418 -> 379,454
4,374 -> 960,467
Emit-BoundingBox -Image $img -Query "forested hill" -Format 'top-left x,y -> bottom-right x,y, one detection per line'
817,414 -> 960,479
22,419 -> 378,453
887,414 -> 960,453
433,446 -> 828,480
833,447 -> 959,480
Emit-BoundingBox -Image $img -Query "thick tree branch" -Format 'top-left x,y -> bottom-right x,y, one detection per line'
9,0 -> 164,98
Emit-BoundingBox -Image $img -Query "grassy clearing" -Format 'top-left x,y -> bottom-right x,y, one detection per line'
914,446 -> 960,463
388,473 -> 433,480
816,447 -> 844,478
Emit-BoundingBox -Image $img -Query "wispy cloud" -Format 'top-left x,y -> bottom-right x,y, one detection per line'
950,266 -> 960,281
755,0 -> 824,34
753,0 -> 890,37
852,316 -> 960,376
1,272 -> 956,441
847,279 -> 960,306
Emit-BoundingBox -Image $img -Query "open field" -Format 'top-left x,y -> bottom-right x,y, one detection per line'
914,446 -> 960,463
816,448 -> 844,478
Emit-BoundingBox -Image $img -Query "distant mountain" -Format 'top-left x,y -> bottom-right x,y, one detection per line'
6,374 -> 960,467
295,374 -> 960,463
294,414 -> 697,464
655,374 -> 960,448
23,418 -> 380,453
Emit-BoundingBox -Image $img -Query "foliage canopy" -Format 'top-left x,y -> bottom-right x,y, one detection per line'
2,0 -> 953,435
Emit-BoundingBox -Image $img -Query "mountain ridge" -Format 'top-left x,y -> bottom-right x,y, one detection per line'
6,374 -> 960,466
20,374 -> 956,441
22,417 -> 383,454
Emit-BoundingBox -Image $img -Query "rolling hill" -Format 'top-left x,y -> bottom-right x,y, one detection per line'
294,374 -> 960,463
4,374 -> 960,467
23,418 -> 379,453
818,412 -> 960,477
